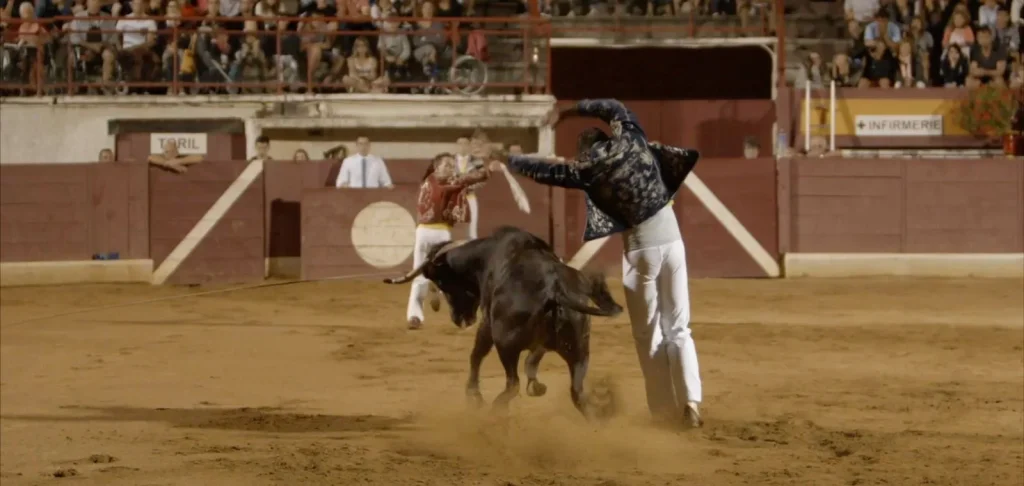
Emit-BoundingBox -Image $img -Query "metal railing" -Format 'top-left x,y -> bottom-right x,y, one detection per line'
0,15 -> 548,96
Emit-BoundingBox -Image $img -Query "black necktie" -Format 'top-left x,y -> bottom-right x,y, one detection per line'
361,157 -> 367,188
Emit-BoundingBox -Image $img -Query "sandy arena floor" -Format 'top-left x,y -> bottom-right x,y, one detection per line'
1,277 -> 1022,486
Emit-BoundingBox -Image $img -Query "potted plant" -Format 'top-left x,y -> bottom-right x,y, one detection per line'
954,85 -> 1021,155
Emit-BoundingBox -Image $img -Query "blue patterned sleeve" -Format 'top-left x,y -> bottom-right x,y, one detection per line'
576,99 -> 646,141
506,155 -> 587,189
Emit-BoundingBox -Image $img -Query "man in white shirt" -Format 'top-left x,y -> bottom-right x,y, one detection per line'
454,134 -> 486,239
114,0 -> 158,81
335,136 -> 394,189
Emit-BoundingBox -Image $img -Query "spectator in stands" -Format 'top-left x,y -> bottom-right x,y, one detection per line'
36,0 -> 73,20
344,35 -> 387,92
1009,56 -> 1023,87
379,15 -> 410,84
907,16 -> 934,74
250,135 -> 272,161
800,50 -> 826,88
968,26 -> 1007,86
336,136 -> 394,188
507,141 -> 524,155
70,0 -> 118,87
846,20 -> 868,69
977,0 -> 1000,28
15,2 -> 48,87
436,0 -> 463,16
894,39 -> 928,87
411,1 -> 447,79
865,9 -> 902,53
742,136 -> 760,159
942,8 -> 975,51
371,0 -> 397,22
829,53 -> 861,86
845,0 -> 880,23
231,20 -> 269,89
221,0 -> 242,16
299,6 -> 339,85
859,39 -> 897,87
806,135 -> 829,157
888,0 -> 914,25
115,0 -> 160,82
293,148 -> 310,161
98,148 -> 115,162
939,44 -> 969,86
148,139 -> 204,173
994,9 -> 1020,52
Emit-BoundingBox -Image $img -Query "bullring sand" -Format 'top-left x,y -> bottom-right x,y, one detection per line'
1,277 -> 1022,485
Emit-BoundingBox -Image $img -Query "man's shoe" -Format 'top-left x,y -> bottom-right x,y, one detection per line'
684,402 -> 703,429
407,317 -> 423,330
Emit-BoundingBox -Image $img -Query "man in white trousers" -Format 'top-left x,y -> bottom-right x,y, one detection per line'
504,99 -> 704,428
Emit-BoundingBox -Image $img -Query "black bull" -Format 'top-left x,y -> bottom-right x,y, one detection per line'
384,227 -> 623,415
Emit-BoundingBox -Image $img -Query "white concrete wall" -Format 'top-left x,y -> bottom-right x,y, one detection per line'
0,101 -> 261,163
0,94 -> 555,164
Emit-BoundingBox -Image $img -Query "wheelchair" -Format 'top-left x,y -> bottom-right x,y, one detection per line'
414,45 -> 488,96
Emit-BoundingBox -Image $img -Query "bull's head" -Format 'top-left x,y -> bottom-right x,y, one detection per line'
383,239 -> 484,329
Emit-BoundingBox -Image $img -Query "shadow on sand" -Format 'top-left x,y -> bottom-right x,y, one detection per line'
1,405 -> 417,434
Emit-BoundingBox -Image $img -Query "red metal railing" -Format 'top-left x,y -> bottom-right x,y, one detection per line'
0,12 -> 775,96
0,15 -> 548,95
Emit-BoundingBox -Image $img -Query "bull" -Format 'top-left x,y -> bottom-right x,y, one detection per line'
384,226 -> 623,416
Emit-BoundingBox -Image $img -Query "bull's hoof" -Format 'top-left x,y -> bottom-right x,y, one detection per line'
526,380 -> 547,397
466,388 -> 484,407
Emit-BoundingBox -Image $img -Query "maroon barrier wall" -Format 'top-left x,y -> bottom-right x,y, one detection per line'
2,157 -> 1021,284
778,158 -> 1024,253
149,161 -> 265,284
0,163 -> 148,262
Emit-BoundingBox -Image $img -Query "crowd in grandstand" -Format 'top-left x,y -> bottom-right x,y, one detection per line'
0,0 -> 526,93
803,0 -> 1022,89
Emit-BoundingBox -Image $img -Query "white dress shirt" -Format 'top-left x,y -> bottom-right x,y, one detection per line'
336,154 -> 393,188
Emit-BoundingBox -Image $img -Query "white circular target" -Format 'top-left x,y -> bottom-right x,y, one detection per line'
350,201 -> 416,268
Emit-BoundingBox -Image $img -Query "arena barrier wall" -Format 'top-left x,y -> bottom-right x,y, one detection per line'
2,157 -> 1022,286
777,158 -> 1024,278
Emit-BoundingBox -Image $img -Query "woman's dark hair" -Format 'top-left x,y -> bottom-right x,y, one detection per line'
423,152 -> 454,181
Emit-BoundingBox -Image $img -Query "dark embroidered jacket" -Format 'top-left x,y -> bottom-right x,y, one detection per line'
507,99 -> 700,241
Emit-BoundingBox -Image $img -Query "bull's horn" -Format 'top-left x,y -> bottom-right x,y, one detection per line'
383,262 -> 429,284
383,240 -> 469,285
431,239 -> 469,258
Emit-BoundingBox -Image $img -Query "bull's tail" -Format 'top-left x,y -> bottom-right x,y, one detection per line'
555,285 -> 622,317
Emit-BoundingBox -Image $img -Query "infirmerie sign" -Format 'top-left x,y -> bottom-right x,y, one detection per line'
854,115 -> 944,137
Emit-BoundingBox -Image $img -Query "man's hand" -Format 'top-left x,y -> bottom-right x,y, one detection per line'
489,160 -> 503,171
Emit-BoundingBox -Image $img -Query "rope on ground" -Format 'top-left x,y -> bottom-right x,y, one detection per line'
1,271 -> 393,329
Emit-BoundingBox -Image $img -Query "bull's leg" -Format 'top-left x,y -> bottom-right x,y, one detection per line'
491,345 -> 522,410
466,322 -> 493,407
558,348 -> 590,416
524,347 -> 548,397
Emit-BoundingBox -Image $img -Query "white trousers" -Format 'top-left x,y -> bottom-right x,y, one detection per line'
622,239 -> 702,420
406,225 -> 452,322
466,194 -> 479,239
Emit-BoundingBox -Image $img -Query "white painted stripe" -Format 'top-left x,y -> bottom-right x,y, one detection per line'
567,236 -> 611,270
151,160 -> 265,285
784,253 -> 1024,278
684,173 -> 780,277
